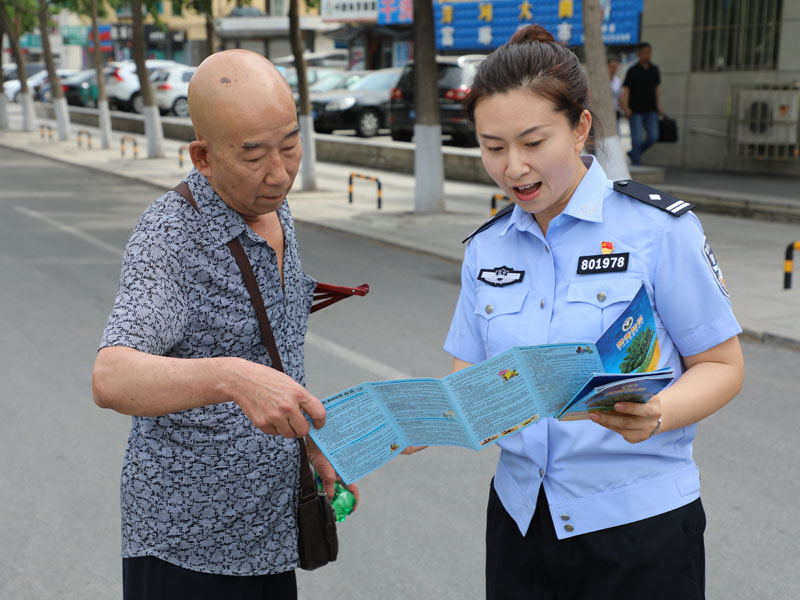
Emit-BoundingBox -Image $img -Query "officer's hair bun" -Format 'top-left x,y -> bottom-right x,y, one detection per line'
508,25 -> 556,45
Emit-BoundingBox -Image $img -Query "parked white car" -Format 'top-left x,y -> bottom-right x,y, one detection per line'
3,67 -> 75,102
152,65 -> 197,118
105,59 -> 177,113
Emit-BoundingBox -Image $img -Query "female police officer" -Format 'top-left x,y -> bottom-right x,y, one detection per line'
436,25 -> 743,599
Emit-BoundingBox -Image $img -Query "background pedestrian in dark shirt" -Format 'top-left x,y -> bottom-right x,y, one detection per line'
621,42 -> 662,165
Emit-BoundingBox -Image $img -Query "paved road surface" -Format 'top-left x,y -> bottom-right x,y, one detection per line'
0,148 -> 797,599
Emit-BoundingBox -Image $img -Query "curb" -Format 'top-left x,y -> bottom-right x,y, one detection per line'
662,185 -> 800,224
740,328 -> 800,352
0,139 -> 172,193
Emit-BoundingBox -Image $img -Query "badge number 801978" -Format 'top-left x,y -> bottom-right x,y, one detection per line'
577,252 -> 630,275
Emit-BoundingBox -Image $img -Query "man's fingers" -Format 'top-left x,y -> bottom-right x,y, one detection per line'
344,482 -> 359,511
300,396 -> 326,429
287,409 -> 311,438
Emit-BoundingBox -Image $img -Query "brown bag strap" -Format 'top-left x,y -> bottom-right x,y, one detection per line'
172,182 -> 318,501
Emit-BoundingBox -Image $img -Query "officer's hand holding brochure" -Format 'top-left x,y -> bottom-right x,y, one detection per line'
310,284 -> 673,484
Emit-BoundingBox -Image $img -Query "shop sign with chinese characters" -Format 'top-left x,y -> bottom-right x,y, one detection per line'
433,0 -> 643,50
376,0 -> 413,24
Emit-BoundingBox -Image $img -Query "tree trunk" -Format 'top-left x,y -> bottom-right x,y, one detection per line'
289,0 -> 316,191
204,12 -> 215,58
132,0 -> 164,158
582,0 -> 629,180
0,3 -> 35,131
412,0 -> 444,214
0,13 -> 8,129
90,0 -> 112,148
39,0 -> 70,140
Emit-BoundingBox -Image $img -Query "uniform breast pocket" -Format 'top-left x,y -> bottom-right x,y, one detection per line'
566,275 -> 645,339
474,287 -> 528,357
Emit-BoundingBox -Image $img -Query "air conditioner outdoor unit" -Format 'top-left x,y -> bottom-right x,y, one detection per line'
736,87 -> 800,145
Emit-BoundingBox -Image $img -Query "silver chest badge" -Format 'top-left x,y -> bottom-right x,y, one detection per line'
478,266 -> 525,287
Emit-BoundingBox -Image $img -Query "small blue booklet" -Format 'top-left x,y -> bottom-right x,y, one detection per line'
310,284 -> 673,484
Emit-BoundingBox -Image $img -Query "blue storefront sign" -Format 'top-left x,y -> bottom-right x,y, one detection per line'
433,0 -> 642,50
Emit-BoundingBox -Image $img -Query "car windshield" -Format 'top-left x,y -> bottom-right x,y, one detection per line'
310,72 -> 361,92
349,70 -> 401,91
63,70 -> 95,84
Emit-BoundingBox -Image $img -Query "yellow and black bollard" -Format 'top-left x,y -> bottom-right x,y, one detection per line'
40,124 -> 54,140
348,173 -> 383,209
178,145 -> 189,168
490,193 -> 509,216
120,136 -> 138,159
783,241 -> 800,289
77,129 -> 92,149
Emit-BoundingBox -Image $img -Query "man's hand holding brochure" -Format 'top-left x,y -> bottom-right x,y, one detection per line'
310,284 -> 673,484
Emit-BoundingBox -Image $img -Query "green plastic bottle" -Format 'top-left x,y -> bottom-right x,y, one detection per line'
317,478 -> 356,522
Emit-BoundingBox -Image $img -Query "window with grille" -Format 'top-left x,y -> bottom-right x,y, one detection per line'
692,0 -> 782,71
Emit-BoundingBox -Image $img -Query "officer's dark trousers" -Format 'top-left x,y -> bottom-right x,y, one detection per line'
123,556 -> 297,600
486,481 -> 706,600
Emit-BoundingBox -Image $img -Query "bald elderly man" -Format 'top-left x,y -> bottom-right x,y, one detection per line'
92,50 -> 356,599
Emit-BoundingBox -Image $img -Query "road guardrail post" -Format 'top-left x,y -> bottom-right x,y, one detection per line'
77,129 -> 92,149
784,241 -> 800,289
490,193 -> 509,216
120,136 -> 138,159
348,173 -> 382,209
178,145 -> 189,168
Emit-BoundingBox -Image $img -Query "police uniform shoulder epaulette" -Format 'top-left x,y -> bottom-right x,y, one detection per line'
613,180 -> 695,217
462,203 -> 515,244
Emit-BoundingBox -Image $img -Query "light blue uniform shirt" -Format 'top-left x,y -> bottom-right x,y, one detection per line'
444,157 -> 741,540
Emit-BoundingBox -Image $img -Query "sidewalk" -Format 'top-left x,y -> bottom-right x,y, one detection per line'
2,108 -> 799,349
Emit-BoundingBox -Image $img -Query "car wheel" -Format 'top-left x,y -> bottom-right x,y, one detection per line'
86,97 -> 97,109
13,91 -> 21,103
356,109 -> 380,138
131,92 -> 144,114
172,97 -> 190,118
391,128 -> 412,142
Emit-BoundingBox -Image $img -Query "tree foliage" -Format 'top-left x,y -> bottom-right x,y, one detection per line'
619,326 -> 655,374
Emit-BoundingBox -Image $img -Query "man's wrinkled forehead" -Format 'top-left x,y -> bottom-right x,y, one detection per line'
238,126 -> 301,152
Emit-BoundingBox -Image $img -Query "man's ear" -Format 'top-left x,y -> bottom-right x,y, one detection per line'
189,140 -> 211,177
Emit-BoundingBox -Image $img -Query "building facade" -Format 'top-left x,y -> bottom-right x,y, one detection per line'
641,0 -> 800,176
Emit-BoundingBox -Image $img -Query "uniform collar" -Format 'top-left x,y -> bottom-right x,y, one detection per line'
560,155 -> 607,224
500,155 -> 608,237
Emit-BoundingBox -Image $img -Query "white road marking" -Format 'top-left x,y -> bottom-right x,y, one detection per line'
14,206 -> 124,256
305,331 -> 412,381
15,204 -> 408,381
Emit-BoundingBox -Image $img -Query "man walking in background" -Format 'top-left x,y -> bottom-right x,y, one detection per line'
621,42 -> 662,165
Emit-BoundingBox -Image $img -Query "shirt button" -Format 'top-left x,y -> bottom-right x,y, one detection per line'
597,291 -> 607,302
485,304 -> 494,314
540,298 -> 545,309
564,524 -> 575,532
539,468 -> 544,477
561,514 -> 570,521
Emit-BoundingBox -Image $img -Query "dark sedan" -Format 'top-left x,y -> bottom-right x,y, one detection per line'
310,68 -> 402,138
46,70 -> 98,107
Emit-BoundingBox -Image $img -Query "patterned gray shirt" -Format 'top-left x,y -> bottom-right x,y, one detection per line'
100,168 -> 316,576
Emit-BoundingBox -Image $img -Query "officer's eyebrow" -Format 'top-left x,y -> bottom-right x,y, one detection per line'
479,124 -> 549,141
240,127 -> 300,150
